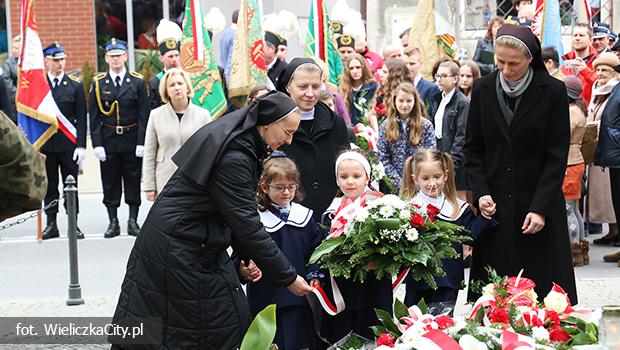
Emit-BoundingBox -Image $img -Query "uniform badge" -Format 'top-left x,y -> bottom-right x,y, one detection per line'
126,78 -> 130,83
105,80 -> 110,84
63,81 -> 68,86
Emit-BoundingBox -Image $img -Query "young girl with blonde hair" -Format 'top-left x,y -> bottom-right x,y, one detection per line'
377,82 -> 436,189
400,149 -> 496,310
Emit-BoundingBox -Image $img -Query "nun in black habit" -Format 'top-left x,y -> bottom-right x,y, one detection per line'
109,91 -> 313,349
276,58 -> 350,221
464,24 -> 577,304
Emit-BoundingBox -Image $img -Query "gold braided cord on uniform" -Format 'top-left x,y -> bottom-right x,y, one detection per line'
94,77 -> 120,124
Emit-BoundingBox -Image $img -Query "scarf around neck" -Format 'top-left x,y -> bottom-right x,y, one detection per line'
495,67 -> 533,125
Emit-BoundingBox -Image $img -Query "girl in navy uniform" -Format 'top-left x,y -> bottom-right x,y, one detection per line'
240,153 -> 323,349
320,150 -> 392,342
400,149 -> 497,311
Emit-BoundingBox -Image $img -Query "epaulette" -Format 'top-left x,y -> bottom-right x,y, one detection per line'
68,75 -> 81,83
93,72 -> 106,80
129,71 -> 143,79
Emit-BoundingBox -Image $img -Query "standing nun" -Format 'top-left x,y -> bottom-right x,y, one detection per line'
464,24 -> 577,304
109,91 -> 313,349
276,58 -> 350,221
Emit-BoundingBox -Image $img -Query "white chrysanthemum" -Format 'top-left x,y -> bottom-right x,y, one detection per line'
379,205 -> 394,218
406,228 -> 419,242
373,161 -> 386,179
399,209 -> 412,221
531,326 -> 550,341
353,207 -> 369,222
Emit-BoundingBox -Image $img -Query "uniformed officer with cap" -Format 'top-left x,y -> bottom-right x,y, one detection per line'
90,38 -> 149,238
149,19 -> 182,110
41,42 -> 87,240
264,31 -> 288,85
592,22 -> 611,54
336,34 -> 356,62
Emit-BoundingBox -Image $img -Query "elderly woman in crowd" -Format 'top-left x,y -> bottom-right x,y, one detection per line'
464,24 -> 577,304
110,91 -> 312,349
594,63 -> 620,266
473,17 -> 504,75
142,68 -> 211,200
587,53 -> 620,246
276,57 -> 350,220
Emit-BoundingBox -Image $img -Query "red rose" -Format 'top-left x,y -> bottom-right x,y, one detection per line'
374,102 -> 386,116
410,213 -> 425,228
489,307 -> 511,324
544,309 -> 561,329
523,313 -> 543,327
427,204 -> 440,217
435,315 -> 455,330
549,328 -> 571,342
376,333 -> 396,347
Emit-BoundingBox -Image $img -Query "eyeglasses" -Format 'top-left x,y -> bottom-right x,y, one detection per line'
277,123 -> 295,138
434,74 -> 456,80
268,183 -> 298,193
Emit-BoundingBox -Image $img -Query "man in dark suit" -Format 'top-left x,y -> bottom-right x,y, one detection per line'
41,42 -> 87,240
404,47 -> 440,116
90,38 -> 149,238
264,31 -> 287,86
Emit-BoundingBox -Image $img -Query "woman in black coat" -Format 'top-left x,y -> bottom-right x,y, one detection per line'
464,24 -> 577,304
109,91 -> 313,349
276,58 -> 350,221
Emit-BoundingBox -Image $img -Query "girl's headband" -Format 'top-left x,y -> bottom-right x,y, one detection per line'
335,151 -> 371,178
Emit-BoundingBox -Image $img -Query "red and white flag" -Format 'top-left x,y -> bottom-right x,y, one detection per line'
573,0 -> 591,23
17,0 -> 76,149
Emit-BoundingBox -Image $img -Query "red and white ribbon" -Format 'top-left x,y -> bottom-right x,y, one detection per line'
308,275 -> 345,316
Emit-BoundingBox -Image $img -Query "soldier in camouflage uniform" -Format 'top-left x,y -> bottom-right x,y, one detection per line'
0,111 -> 47,222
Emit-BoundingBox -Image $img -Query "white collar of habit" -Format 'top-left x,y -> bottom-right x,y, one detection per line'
259,202 -> 313,233
411,192 -> 468,221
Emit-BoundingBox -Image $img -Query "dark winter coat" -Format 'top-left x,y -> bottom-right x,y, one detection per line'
594,83 -> 620,168
464,69 -> 577,304
110,129 -> 297,349
280,101 -> 350,221
473,38 -> 496,76
430,88 -> 470,189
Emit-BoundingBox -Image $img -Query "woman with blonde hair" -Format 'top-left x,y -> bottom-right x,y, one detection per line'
339,53 -> 378,125
142,68 -> 211,200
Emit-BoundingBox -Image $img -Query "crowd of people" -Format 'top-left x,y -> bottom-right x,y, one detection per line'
2,4 -> 620,349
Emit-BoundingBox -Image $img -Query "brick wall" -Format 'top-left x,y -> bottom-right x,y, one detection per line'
10,0 -> 97,72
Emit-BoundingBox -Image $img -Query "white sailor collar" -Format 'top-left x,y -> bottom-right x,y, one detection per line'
412,193 -> 469,222
259,202 -> 314,233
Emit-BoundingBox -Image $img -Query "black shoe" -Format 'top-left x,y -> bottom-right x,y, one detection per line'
593,233 -> 620,245
76,227 -> 85,239
104,219 -> 120,238
127,218 -> 140,237
41,222 -> 60,240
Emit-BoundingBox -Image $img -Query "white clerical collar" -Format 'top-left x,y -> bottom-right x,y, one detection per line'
300,108 -> 315,120
259,202 -> 313,232
414,74 -> 423,87
48,71 -> 65,84
109,68 -> 127,85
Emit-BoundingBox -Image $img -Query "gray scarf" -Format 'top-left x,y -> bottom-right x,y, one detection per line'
495,67 -> 533,125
